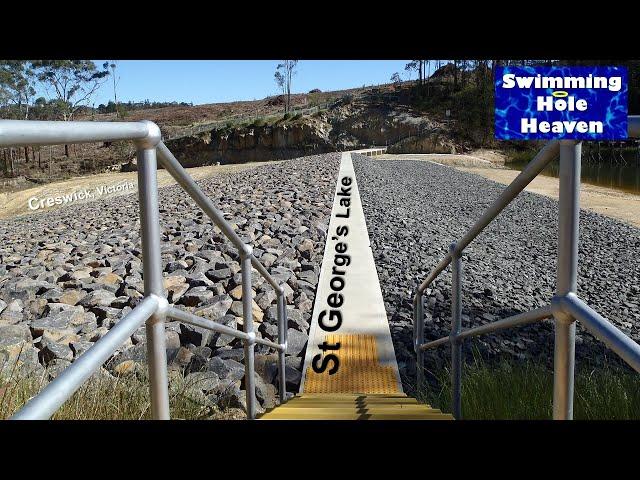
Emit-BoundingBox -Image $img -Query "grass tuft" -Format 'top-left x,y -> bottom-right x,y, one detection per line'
415,356 -> 640,420
0,364 -> 245,420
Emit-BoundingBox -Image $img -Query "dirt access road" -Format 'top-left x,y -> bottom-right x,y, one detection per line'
0,162 -> 272,220
379,153 -> 640,229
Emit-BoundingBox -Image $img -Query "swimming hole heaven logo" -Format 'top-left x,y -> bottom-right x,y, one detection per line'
495,66 -> 628,140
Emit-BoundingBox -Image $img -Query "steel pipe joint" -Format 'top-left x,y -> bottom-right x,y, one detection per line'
135,120 -> 162,149
240,244 -> 253,259
246,331 -> 256,345
149,293 -> 170,317
551,294 -> 575,324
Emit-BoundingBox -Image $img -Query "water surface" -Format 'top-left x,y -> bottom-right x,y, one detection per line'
509,149 -> 640,195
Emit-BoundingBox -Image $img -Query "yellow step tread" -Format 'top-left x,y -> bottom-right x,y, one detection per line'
292,393 -> 411,400
259,406 -> 452,420
285,399 -> 421,405
260,412 -> 452,420
270,406 -> 441,413
260,394 -> 452,420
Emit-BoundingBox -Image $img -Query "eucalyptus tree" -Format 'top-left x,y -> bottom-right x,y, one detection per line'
31,60 -> 109,155
274,60 -> 298,113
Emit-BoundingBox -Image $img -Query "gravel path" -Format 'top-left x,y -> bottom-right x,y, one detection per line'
0,153 -> 340,413
352,154 -> 640,391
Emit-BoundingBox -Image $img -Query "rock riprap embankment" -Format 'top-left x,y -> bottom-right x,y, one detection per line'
352,154 -> 640,391
0,153 -> 340,414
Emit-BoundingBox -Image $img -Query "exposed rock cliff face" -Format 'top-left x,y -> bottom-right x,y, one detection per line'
160,99 -> 461,167
386,134 -> 459,154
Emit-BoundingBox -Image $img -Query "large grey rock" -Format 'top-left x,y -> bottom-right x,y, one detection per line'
286,308 -> 308,331
210,314 -> 238,347
212,347 -> 244,362
194,295 -> 233,320
184,371 -> 221,394
285,328 -> 307,356
206,357 -> 245,382
39,339 -> 74,363
30,313 -> 80,340
80,289 -> 117,308
180,287 -> 214,307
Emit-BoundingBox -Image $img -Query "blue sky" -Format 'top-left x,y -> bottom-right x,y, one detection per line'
88,60 -> 416,106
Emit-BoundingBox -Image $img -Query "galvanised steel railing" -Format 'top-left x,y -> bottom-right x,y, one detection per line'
413,116 -> 640,420
0,119 -> 289,420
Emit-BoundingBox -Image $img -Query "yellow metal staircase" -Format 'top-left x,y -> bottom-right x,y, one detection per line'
259,393 -> 453,420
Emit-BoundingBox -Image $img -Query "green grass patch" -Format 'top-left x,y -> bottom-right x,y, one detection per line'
416,357 -> 640,420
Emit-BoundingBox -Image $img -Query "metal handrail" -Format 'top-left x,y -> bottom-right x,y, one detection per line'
413,116 -> 640,420
1,119 -> 289,420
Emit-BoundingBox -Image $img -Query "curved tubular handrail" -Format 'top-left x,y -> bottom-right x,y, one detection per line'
420,336 -> 450,351
156,142 -> 285,297
167,306 -> 285,352
251,256 -> 284,295
158,140 -> 289,413
11,295 -> 160,420
156,141 -> 249,252
413,118 -> 640,419
255,336 -> 285,352
7,122 -> 290,420
416,255 -> 452,297
0,119 -> 154,147
167,306 -> 252,342
419,305 -> 553,351
559,294 -> 640,373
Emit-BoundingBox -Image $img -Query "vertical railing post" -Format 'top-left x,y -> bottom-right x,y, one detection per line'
137,144 -> 170,420
240,246 -> 257,419
450,242 -> 463,420
277,291 -> 287,404
553,140 -> 581,420
414,292 -> 425,397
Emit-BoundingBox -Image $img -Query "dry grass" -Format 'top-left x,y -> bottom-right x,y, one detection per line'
0,365 -> 246,420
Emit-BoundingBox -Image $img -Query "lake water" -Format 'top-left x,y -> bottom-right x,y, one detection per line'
509,149 -> 640,195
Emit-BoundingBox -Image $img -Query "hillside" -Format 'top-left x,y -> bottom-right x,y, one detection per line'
1,80 -> 462,192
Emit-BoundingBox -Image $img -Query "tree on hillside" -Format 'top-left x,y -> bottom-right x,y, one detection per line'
405,60 -> 423,85
406,60 -> 433,93
274,60 -> 298,113
0,61 -> 36,119
103,61 -> 120,118
31,60 -> 109,156
390,72 -> 402,85
0,61 -> 37,165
